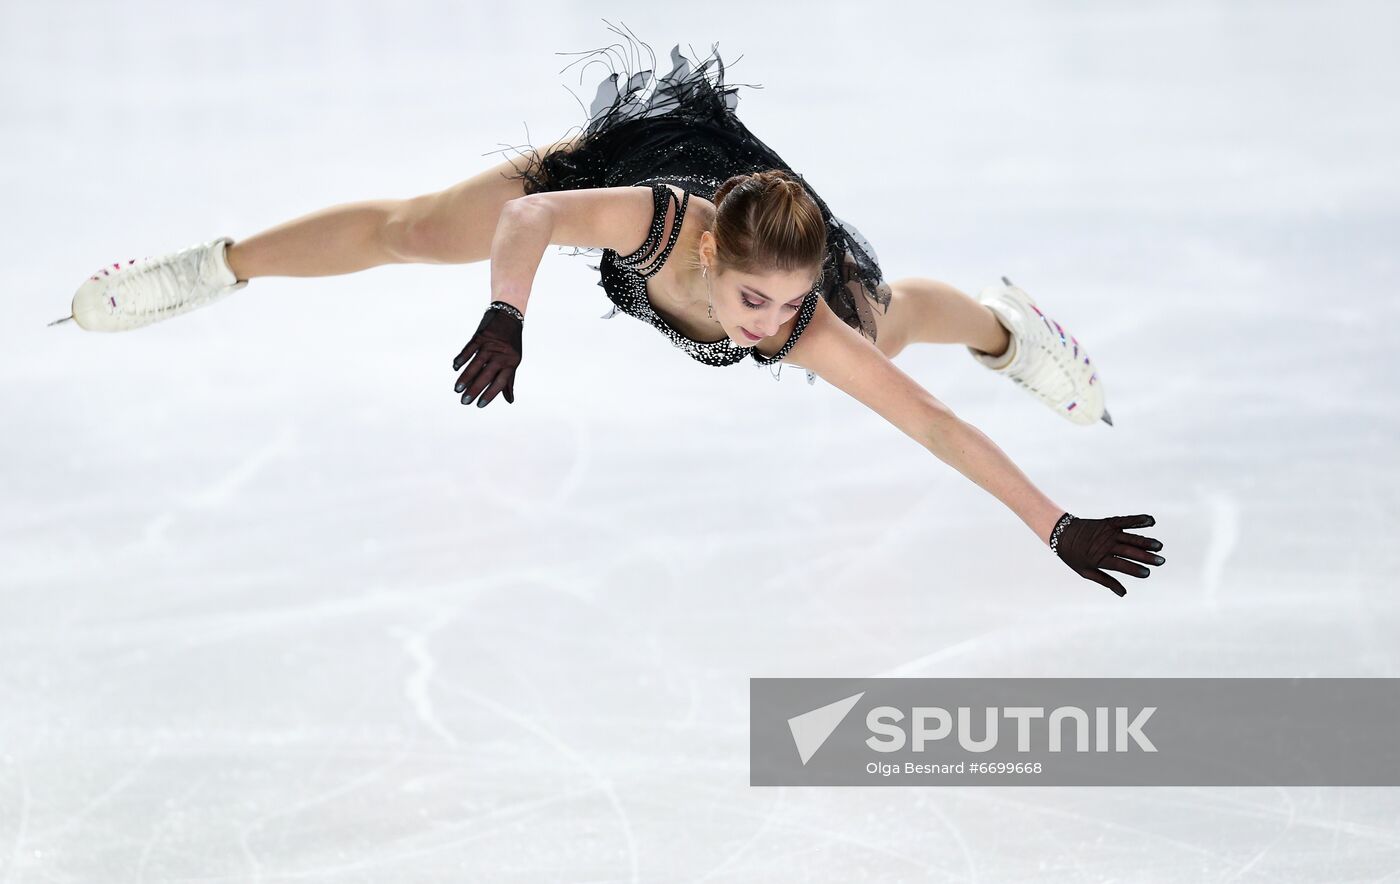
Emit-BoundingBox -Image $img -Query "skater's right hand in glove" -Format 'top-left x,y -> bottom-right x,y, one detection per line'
1049,513 -> 1165,597
453,301 -> 523,408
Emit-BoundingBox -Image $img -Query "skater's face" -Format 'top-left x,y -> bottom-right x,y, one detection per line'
708,265 -> 819,347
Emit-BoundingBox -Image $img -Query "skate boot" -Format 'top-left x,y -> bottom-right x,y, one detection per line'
52,236 -> 247,331
967,276 -> 1112,426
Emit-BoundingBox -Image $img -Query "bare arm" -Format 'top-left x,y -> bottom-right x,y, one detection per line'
784,297 -> 1067,544
487,186 -> 682,316
452,185 -> 681,407
782,298 -> 1167,595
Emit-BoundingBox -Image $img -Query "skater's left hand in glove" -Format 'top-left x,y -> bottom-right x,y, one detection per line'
453,301 -> 523,408
1049,513 -> 1165,597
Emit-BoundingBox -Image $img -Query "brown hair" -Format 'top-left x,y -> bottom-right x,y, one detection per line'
704,169 -> 827,279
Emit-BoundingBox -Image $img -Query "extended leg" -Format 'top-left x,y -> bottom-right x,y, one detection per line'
224,134 -> 583,280
223,198 -> 408,281
874,276 -> 1011,360
883,276 -> 1113,425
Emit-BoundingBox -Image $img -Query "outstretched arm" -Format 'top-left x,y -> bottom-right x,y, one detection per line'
782,298 -> 1164,595
786,299 -> 1064,539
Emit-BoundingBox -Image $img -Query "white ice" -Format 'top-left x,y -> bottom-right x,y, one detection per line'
2,1 -> 1399,881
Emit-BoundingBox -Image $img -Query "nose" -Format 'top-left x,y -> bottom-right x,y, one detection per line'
756,312 -> 783,337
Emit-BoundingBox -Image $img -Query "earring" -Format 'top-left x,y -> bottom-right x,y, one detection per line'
703,263 -> 715,319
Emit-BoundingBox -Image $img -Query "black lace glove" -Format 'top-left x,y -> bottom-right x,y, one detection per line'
1049,512 -> 1165,597
453,301 -> 523,408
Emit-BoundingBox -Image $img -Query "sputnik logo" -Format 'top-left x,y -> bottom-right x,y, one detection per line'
787,692 -> 865,765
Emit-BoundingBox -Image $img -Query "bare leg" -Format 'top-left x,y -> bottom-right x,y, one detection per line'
224,134 -> 582,281
224,199 -> 408,281
874,277 -> 1010,360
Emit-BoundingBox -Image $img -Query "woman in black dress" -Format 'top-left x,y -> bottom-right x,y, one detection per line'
57,23 -> 1165,596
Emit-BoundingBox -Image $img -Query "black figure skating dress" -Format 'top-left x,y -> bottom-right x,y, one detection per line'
495,22 -> 892,385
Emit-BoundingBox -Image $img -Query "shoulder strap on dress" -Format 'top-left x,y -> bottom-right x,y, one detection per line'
751,288 -> 821,366
615,183 -> 689,279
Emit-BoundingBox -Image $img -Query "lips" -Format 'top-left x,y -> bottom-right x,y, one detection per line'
739,327 -> 762,341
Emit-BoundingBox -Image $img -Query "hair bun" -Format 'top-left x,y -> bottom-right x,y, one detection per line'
707,168 -> 827,281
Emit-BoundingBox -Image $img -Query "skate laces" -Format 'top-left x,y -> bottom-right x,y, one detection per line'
1007,298 -> 1097,403
89,248 -> 211,320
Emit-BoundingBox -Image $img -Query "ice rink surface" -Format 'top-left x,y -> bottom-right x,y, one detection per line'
3,1 -> 1398,880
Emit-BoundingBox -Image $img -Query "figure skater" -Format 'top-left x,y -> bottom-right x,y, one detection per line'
51,23 -> 1165,596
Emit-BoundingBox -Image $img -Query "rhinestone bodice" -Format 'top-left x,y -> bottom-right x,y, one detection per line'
594,178 -> 820,370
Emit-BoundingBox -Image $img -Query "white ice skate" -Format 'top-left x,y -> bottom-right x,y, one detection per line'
50,236 -> 247,332
967,276 -> 1112,426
